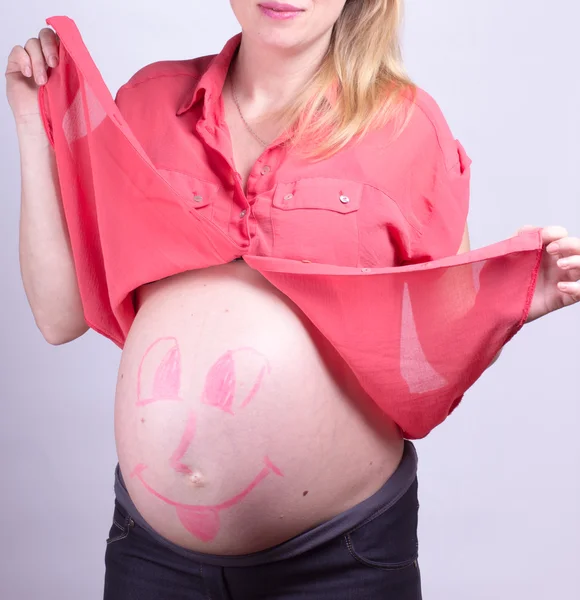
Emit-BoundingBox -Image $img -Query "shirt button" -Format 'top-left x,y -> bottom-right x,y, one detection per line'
240,209 -> 247,218
339,195 -> 350,204
260,165 -> 271,175
284,193 -> 294,201
193,195 -> 203,203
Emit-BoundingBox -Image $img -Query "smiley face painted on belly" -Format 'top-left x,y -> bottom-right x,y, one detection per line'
131,337 -> 283,542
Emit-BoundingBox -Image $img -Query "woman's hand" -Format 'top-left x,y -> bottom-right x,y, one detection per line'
524,225 -> 580,323
5,28 -> 59,126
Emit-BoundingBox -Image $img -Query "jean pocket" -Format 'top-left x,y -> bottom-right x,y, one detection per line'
344,478 -> 419,571
106,500 -> 136,545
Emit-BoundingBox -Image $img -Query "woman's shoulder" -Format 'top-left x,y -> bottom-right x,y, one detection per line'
114,53 -> 215,108
397,86 -> 465,172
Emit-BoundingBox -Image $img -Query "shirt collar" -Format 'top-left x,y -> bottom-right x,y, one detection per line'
176,33 -> 242,117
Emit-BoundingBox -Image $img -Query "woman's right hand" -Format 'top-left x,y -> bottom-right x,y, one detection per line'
5,27 -> 59,125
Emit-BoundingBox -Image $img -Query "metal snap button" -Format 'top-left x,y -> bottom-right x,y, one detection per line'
193,195 -> 203,203
260,166 -> 271,175
284,193 -> 294,201
240,209 -> 247,218
339,195 -> 350,204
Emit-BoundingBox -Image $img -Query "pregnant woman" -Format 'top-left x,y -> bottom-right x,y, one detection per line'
6,1 -> 579,598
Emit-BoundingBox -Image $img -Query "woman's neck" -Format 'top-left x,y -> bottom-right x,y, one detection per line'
229,32 -> 332,118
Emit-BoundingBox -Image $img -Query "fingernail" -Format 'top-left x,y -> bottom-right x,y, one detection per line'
547,243 -> 559,254
37,75 -> 47,85
23,67 -> 32,77
48,56 -> 58,68
558,259 -> 569,268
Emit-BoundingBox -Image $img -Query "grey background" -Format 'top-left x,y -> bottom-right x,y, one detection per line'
1,1 -> 578,598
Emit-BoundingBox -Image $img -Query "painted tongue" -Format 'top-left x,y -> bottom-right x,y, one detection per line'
176,505 -> 221,542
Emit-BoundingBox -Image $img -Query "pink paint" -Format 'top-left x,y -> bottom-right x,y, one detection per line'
137,337 -> 183,406
132,458 -> 283,541
240,364 -> 269,409
131,463 -> 147,479
133,342 -> 279,541
202,347 -> 272,413
258,2 -> 305,20
176,506 -> 220,542
264,456 -> 284,477
202,351 -> 237,413
169,410 -> 196,475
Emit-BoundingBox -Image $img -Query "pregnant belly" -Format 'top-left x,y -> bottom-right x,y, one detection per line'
114,260 -> 403,555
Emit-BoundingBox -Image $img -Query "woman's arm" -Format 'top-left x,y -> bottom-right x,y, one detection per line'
17,123 -> 88,344
7,29 -> 88,345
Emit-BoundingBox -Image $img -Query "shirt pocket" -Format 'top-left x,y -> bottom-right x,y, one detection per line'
270,177 -> 362,265
157,168 -> 218,220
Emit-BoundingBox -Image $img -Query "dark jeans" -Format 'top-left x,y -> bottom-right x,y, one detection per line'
103,441 -> 422,599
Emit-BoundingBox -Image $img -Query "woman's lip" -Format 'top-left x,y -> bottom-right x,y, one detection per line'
258,5 -> 305,20
258,2 -> 304,12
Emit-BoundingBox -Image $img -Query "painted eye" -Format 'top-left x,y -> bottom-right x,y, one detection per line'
201,348 -> 272,414
136,337 -> 183,407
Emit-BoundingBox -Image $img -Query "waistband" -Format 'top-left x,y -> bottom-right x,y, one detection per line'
114,440 -> 418,567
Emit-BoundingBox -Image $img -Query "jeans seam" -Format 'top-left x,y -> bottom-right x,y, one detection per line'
107,513 -> 135,545
344,533 -> 418,571
106,530 -> 129,545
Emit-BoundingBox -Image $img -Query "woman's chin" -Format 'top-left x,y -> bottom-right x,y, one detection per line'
249,28 -> 309,52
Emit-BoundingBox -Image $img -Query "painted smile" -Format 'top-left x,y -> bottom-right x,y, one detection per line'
131,457 -> 283,542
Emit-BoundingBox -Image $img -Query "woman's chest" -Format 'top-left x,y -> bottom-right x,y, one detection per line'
147,114 -> 407,268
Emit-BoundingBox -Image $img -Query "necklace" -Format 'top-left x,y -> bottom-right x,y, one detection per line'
230,75 -> 269,148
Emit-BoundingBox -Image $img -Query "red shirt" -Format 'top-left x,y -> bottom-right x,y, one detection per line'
113,31 -> 470,267
39,16 -> 543,438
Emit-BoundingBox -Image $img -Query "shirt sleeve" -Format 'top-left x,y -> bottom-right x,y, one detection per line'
399,91 -> 472,264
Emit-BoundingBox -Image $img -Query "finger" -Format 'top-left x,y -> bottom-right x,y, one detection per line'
39,27 -> 59,68
5,45 -> 32,78
557,281 -> 580,301
23,37 -> 47,86
547,236 -> 580,257
540,226 -> 569,248
557,255 -> 580,271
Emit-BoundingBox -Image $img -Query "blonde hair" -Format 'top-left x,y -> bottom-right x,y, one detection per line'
275,0 -> 416,161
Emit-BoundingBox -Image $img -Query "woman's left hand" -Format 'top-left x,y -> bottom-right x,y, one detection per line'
524,225 -> 580,323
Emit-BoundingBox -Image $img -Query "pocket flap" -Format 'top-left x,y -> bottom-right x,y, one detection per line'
273,178 -> 363,214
